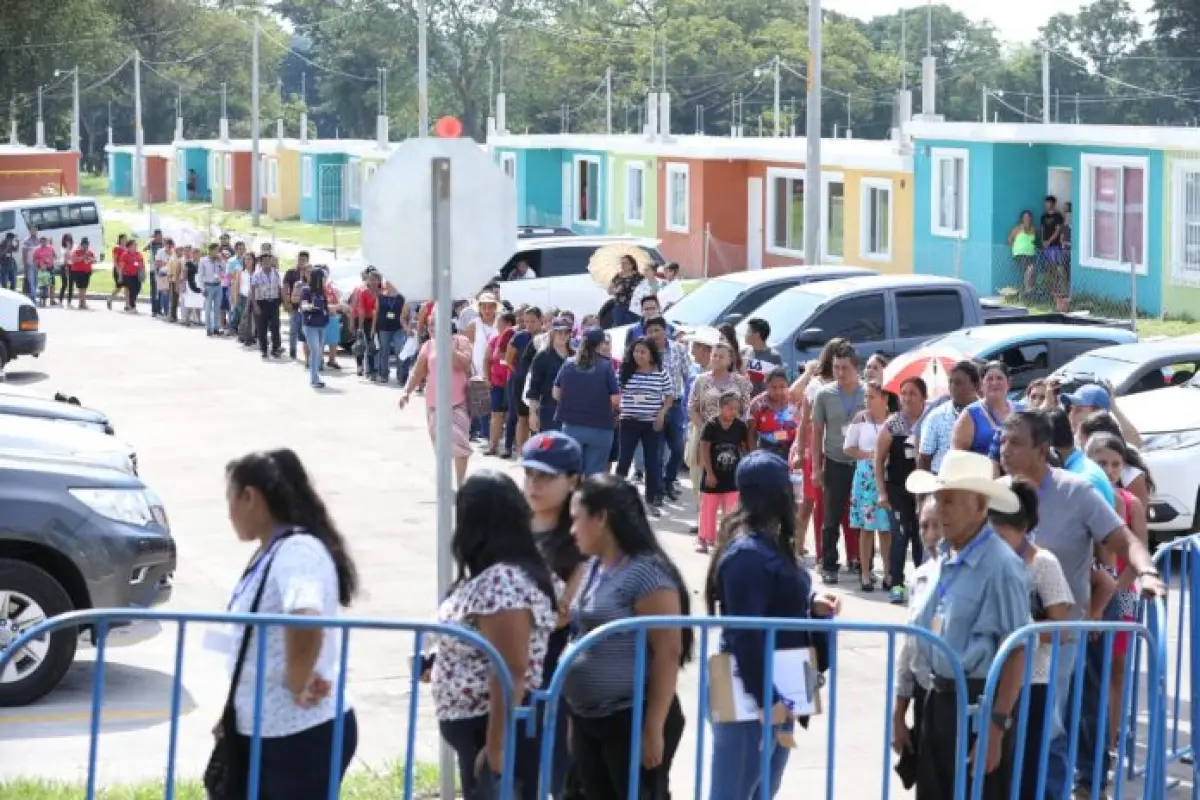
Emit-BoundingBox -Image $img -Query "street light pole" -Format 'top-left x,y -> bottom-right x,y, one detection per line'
804,0 -> 822,266
773,55 -> 781,137
134,50 -> 144,210
418,0 -> 429,136
251,19 -> 261,226
71,67 -> 80,190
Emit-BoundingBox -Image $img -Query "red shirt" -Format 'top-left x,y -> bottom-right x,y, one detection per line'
488,328 -> 515,387
112,246 -> 124,265
70,248 -> 95,273
32,245 -> 56,270
120,249 -> 145,278
351,286 -> 378,318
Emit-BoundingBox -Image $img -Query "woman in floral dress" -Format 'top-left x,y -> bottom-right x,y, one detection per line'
842,380 -> 893,591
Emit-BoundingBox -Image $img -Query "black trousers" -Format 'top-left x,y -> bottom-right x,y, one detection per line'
234,710 -> 358,799
1015,683 -> 1055,800
918,680 -> 1013,800
887,482 -> 922,586
123,275 -> 141,309
820,459 -> 857,571
438,713 -> 540,800
570,695 -> 685,800
258,298 -> 282,355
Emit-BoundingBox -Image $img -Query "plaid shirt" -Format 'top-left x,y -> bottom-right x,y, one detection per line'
251,267 -> 282,301
917,399 -> 964,474
662,340 -> 690,399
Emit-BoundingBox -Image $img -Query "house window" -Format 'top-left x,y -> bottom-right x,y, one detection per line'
625,162 -> 645,225
822,175 -> 844,261
666,163 -> 689,233
861,178 -> 893,260
1172,161 -> 1200,283
574,156 -> 600,224
500,152 -> 516,180
224,154 -> 232,188
767,167 -> 804,255
931,148 -> 968,238
1081,154 -> 1147,273
302,156 -> 313,198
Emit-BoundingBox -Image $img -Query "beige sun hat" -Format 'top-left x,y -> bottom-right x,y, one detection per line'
905,450 -> 1020,513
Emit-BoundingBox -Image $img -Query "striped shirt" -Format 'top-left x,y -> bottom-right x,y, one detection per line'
198,256 -> 224,285
619,369 -> 673,421
252,268 -> 282,301
564,555 -> 680,717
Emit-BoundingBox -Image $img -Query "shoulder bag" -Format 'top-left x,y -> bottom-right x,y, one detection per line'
203,531 -> 294,799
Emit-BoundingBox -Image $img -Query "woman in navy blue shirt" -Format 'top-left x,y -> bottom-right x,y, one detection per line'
299,269 -> 332,389
704,450 -> 840,799
553,327 -> 620,476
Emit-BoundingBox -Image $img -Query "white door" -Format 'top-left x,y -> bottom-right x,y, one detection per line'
562,162 -> 573,228
1048,168 -> 1073,209
747,177 -> 764,271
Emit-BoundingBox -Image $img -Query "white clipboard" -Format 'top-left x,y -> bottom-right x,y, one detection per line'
708,648 -> 823,722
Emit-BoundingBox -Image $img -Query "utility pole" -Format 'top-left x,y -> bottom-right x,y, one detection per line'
606,66 -> 613,134
35,85 -> 44,148
9,96 -> 19,146
789,97 -> 796,136
773,56 -> 781,137
418,0 -> 429,137
1055,89 -> 1060,122
846,93 -> 852,135
981,86 -> 987,122
1042,46 -> 1051,124
134,50 -> 143,209
1024,95 -> 1029,121
106,100 -> 112,147
488,60 -> 495,119
1075,92 -> 1080,124
900,7 -> 907,90
71,67 -> 80,190
251,19 -> 261,226
805,0 -> 822,266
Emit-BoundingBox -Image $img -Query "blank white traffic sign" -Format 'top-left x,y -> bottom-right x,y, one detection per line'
362,138 -> 516,300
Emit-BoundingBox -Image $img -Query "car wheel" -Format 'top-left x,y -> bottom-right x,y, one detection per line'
0,559 -> 78,707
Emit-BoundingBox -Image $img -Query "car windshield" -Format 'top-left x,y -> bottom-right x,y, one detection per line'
736,289 -> 826,347
663,278 -> 744,326
1055,353 -> 1141,388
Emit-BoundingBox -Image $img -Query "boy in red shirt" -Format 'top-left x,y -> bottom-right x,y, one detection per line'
69,237 -> 97,310
107,233 -> 128,310
120,238 -> 146,312
31,237 -> 56,307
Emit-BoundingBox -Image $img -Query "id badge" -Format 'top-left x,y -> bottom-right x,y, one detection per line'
386,312 -> 397,320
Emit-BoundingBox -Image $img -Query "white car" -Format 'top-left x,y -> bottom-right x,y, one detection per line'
0,414 -> 137,475
1114,382 -> 1200,540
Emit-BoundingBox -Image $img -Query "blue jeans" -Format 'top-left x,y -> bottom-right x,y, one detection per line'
376,328 -> 403,381
24,265 -> 36,301
0,260 -> 15,291
708,720 -> 791,800
617,418 -> 663,505
289,311 -> 303,357
662,406 -> 687,487
561,423 -> 614,477
304,325 -> 327,385
202,283 -> 222,334
150,282 -> 161,315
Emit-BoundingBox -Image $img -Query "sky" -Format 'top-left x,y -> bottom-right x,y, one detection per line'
824,0 -> 1155,45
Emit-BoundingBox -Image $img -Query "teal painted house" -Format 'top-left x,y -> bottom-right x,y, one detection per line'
297,146 -> 349,223
175,143 -> 212,202
906,121 -> 1180,317
491,142 -> 609,233
105,146 -> 134,197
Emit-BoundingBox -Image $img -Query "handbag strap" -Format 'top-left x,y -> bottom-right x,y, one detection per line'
223,529 -> 296,711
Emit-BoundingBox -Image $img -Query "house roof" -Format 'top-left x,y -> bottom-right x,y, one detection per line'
488,133 -> 910,172
293,139 -> 397,157
905,120 -> 1200,151
104,143 -> 175,158
0,144 -> 78,156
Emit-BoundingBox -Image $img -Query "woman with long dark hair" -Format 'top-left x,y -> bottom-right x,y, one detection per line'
554,327 -> 620,476
215,449 -> 359,798
300,268 -> 332,389
566,475 -> 693,799
875,376 -> 928,604
617,336 -> 674,516
433,471 -> 558,800
1079,410 -> 1154,510
704,450 -> 839,799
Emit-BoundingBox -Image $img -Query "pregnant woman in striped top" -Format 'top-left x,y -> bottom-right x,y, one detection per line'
616,336 -> 675,517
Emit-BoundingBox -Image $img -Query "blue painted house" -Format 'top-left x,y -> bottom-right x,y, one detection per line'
174,142 -> 212,202
904,120 -> 1199,318
105,145 -> 134,196
490,140 -> 609,233
296,140 -> 390,224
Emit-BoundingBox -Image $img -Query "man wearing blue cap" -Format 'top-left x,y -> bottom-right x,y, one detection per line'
1056,379 -> 1141,448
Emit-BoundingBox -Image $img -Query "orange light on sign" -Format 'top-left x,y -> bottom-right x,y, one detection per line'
434,117 -> 463,138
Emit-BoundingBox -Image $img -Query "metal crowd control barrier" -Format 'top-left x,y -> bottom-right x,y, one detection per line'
534,616 -> 975,800
971,602 -> 1166,800
0,608 -> 521,800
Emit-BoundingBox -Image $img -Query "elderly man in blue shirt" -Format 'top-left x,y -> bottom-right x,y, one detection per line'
905,449 -> 1031,799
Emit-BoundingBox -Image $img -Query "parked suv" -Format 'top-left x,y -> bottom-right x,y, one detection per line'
0,452 -> 175,706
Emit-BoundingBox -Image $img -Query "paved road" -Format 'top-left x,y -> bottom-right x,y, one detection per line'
0,307 -> 1181,797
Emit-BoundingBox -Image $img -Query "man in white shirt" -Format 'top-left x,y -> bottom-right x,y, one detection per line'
197,244 -> 226,336
657,262 -> 685,308
510,260 -> 537,280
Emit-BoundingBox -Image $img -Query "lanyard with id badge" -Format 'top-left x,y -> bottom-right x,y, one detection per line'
203,529 -> 295,660
929,529 -> 991,635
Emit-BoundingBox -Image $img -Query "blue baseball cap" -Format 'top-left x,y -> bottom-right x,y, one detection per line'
582,326 -> 605,346
520,432 -> 583,476
1060,384 -> 1111,411
735,450 -> 791,496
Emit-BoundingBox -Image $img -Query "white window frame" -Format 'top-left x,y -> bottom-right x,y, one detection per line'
930,147 -> 969,239
665,162 -> 690,233
765,166 -> 805,257
573,155 -> 601,225
624,161 -> 646,226
347,163 -> 361,208
860,177 -> 894,262
1080,153 -> 1149,275
224,154 -> 232,188
500,152 -> 516,181
267,158 -> 279,198
210,154 -> 221,188
302,156 -> 313,198
820,172 -> 845,263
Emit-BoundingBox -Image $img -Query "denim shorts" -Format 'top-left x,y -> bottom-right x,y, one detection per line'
490,385 -> 508,413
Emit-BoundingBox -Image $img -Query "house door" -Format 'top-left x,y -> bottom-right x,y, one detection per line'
1048,168 -> 1073,212
747,177 -> 764,271
561,162 -> 572,228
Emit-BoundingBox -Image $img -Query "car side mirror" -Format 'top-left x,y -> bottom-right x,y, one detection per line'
795,327 -> 824,348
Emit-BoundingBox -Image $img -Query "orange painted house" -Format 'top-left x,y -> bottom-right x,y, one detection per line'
0,145 -> 80,201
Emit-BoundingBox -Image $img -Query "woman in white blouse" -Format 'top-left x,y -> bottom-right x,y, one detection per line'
216,448 -> 360,798
431,470 -> 558,800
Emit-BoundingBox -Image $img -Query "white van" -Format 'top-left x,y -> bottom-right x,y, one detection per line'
0,287 -> 45,370
0,195 -> 106,260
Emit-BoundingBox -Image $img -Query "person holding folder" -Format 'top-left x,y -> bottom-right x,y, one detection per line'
703,450 -> 840,799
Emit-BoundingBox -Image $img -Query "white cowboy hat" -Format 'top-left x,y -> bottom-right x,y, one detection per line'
905,450 -> 1020,513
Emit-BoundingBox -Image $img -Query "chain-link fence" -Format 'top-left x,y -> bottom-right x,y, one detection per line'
918,238 -> 1146,326
702,225 -> 748,278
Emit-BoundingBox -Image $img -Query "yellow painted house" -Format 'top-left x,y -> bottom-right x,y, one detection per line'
265,142 -> 302,220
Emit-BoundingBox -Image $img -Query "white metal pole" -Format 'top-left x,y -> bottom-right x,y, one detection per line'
804,0 -> 822,267
71,67 -> 80,189
251,20 -> 261,226
900,9 -> 907,91
430,156 -> 456,800
773,56 -> 781,137
606,67 -> 613,134
982,86 -> 987,122
134,51 -> 143,210
1042,47 -> 1051,124
418,0 -> 429,136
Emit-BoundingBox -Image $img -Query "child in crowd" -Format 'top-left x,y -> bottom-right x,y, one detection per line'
698,390 -> 749,553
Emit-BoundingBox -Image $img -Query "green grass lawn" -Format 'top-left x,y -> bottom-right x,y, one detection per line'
995,292 -> 1200,339
0,761 -> 441,799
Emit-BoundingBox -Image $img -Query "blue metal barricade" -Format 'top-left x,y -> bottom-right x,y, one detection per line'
534,615 -> 974,800
970,603 -> 1165,800
0,608 -> 521,800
